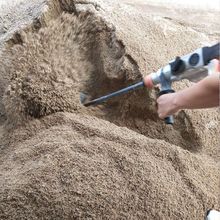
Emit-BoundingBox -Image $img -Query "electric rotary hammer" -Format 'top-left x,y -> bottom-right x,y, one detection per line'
81,43 -> 220,124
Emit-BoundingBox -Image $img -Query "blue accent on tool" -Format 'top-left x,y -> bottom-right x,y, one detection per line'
83,81 -> 145,107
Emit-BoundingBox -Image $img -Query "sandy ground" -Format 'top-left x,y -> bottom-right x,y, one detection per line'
121,0 -> 220,41
123,0 -> 220,10
1,0 -> 220,9
0,0 -> 219,219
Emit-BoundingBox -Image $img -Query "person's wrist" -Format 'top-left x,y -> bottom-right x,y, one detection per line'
172,92 -> 182,112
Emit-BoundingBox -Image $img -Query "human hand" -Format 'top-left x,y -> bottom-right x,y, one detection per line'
157,93 -> 180,119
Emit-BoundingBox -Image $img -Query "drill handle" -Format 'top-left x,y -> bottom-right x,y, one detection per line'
203,43 -> 220,65
159,89 -> 175,125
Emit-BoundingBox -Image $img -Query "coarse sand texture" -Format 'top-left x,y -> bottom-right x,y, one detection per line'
0,0 -> 219,219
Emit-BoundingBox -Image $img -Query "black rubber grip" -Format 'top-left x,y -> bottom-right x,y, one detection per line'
202,43 -> 220,65
159,89 -> 175,125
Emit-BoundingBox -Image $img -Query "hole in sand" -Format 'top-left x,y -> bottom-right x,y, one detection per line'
0,2 -> 202,152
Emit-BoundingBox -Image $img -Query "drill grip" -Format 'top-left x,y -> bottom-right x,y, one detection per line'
203,43 -> 220,65
159,89 -> 175,125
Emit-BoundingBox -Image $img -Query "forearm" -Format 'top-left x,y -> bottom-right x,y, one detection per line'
175,73 -> 220,110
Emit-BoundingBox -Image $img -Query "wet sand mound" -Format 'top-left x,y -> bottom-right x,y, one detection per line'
0,0 -> 219,219
2,12 -> 100,122
0,112 -> 219,219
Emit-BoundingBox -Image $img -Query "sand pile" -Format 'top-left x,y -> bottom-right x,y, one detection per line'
0,112 -> 219,219
1,12 -> 101,124
0,0 -> 219,219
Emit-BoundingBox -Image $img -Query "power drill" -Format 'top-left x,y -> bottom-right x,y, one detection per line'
144,42 -> 220,124
81,43 -> 220,124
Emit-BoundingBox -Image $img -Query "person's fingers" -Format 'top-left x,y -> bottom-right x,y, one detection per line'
157,96 -> 167,118
158,113 -> 164,119
157,93 -> 178,118
156,96 -> 161,104
157,109 -> 166,119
